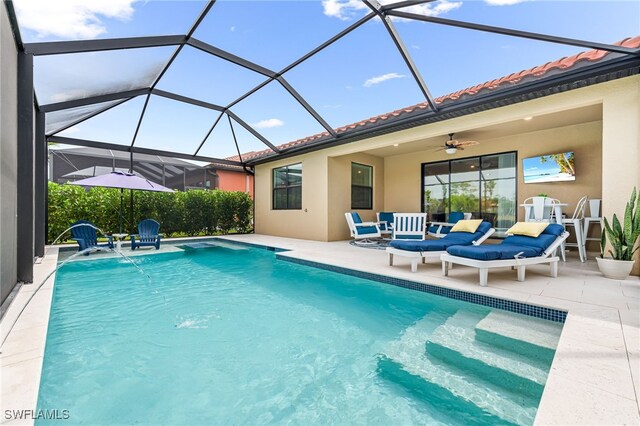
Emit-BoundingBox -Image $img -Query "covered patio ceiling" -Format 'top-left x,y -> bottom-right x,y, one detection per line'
6,0 -> 640,168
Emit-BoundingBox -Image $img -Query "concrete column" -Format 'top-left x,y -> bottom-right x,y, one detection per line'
601,79 -> 640,275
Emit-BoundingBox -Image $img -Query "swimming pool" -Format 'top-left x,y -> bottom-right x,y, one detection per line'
38,242 -> 563,425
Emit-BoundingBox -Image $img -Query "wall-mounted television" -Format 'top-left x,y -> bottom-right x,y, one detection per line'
523,152 -> 575,183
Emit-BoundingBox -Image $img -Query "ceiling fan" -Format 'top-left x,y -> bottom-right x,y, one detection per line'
431,133 -> 480,154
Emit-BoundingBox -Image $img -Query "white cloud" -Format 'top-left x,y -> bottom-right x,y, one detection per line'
322,0 -> 461,21
254,118 -> 284,129
230,26 -> 236,32
484,0 -> 526,5
363,72 -> 405,87
14,0 -> 136,39
321,0 -> 367,20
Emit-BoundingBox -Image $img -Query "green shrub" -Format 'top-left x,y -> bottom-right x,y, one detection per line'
47,182 -> 253,243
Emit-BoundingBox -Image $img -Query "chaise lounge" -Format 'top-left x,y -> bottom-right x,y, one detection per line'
440,222 -> 569,286
387,220 -> 495,272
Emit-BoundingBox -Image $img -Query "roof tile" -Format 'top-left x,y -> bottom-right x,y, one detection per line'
225,36 -> 640,164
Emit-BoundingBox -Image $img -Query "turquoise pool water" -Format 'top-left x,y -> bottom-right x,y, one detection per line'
38,243 -> 563,425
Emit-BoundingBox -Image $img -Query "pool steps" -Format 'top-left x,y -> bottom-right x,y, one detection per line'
378,310 -> 561,425
378,313 -> 538,425
474,310 -> 561,364
426,311 -> 548,399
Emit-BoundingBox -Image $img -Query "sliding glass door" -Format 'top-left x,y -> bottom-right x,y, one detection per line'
422,152 -> 516,236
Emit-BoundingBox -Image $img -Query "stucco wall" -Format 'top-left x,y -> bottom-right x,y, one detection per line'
254,153 -> 328,241
216,169 -> 253,196
327,152 -> 384,241
1,4 -> 18,304
601,78 -> 640,275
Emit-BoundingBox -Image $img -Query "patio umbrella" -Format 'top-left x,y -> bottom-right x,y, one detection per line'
63,166 -> 144,179
69,171 -> 173,234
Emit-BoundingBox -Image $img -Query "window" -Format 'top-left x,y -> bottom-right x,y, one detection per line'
422,152 -> 516,236
273,163 -> 302,210
351,163 -> 373,209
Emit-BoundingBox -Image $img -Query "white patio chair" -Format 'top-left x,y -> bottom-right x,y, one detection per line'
559,196 -> 588,262
522,196 -> 554,222
345,212 -> 381,245
392,213 -> 427,241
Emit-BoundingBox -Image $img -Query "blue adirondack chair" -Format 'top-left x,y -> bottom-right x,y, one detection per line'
130,219 -> 162,250
70,220 -> 114,254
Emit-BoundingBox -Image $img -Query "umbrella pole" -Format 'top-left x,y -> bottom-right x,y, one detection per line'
119,188 -> 123,234
130,189 -> 134,234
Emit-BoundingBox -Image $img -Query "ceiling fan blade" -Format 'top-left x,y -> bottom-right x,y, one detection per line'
452,140 -> 480,147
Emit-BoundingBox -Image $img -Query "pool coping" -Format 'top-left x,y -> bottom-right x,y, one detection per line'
1,236 -> 638,425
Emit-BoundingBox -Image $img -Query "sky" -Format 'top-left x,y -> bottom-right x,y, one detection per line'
14,0 -> 640,160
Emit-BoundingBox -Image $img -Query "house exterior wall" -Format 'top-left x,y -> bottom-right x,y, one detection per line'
253,75 -> 640,273
1,3 -> 18,304
601,77 -> 640,275
254,152 -> 328,241
327,153 -> 384,241
216,169 -> 253,196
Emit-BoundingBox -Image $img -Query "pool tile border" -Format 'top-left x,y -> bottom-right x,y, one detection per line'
209,237 -> 567,323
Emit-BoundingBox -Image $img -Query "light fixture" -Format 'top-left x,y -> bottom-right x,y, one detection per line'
523,116 -> 533,121
393,143 -> 399,147
445,147 -> 457,155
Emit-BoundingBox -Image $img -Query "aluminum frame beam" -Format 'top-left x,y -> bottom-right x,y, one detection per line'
187,38 -> 278,78
386,10 -> 640,57
24,35 -> 187,56
35,111 -> 47,257
194,112 -> 225,156
381,0 -> 437,12
17,52 -> 34,282
277,77 -> 338,137
149,1 -> 217,90
364,0 -> 438,111
48,136 -> 246,167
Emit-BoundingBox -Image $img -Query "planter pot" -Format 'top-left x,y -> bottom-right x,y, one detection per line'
596,257 -> 636,280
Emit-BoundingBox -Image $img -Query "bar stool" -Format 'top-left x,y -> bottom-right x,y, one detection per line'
583,198 -> 601,250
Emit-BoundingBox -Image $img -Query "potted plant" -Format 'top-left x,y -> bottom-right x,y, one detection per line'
596,187 -> 640,280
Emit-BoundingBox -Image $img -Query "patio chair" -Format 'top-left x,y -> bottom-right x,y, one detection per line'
427,211 -> 471,238
392,213 -> 427,240
559,195 -> 588,262
70,220 -> 114,255
376,211 -> 396,237
440,223 -> 569,286
387,220 -> 494,272
345,212 -> 381,244
130,219 -> 162,250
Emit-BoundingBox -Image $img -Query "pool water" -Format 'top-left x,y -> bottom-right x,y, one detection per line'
38,243 -> 563,425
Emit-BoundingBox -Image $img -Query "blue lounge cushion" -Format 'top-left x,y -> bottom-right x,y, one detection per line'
447,244 -> 544,260
446,223 -> 564,260
448,212 -> 465,223
391,221 -> 492,252
351,212 -> 362,224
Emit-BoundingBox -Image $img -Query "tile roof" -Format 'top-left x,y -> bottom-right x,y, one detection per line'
226,35 -> 640,165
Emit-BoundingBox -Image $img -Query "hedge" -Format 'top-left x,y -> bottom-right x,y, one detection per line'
47,182 -> 253,243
